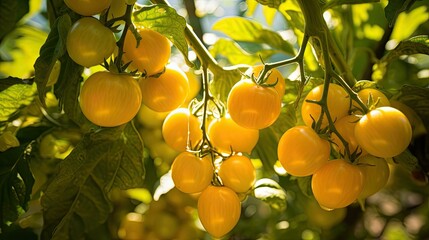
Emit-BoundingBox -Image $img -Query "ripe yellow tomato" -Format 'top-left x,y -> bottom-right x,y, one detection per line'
79,71 -> 142,127
357,155 -> 390,199
162,108 -> 203,152
139,66 -> 189,112
108,0 -> 127,20
123,28 -> 171,76
171,152 -> 213,194
66,17 -> 116,67
198,185 -> 241,238
312,159 -> 363,209
117,212 -> 144,240
227,79 -> 281,129
331,115 -> 366,156
207,114 -> 259,154
277,126 -> 330,177
353,88 -> 390,112
218,155 -> 256,193
64,0 -> 112,16
301,83 -> 349,128
245,65 -> 285,97
136,104 -> 169,129
354,106 -> 412,158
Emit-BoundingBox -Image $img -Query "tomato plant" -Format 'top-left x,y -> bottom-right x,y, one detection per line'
354,106 -> 413,158
245,65 -> 285,97
207,114 -> 259,154
64,0 -> 112,16
312,159 -> 364,209
79,71 -> 142,127
277,126 -> 330,176
66,17 -> 116,68
197,185 -> 241,238
218,155 -> 256,193
171,151 -> 213,193
227,79 -> 281,129
139,66 -> 189,112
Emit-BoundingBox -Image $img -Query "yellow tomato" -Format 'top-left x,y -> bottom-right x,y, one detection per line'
245,65 -> 285,97
218,155 -> 256,193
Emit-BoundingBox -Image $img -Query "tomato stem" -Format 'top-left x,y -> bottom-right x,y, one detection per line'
110,4 -> 134,73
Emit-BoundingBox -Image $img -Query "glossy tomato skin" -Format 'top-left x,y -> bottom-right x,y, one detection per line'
198,185 -> 241,238
301,83 -> 349,128
139,66 -> 189,112
66,17 -> 116,67
245,65 -> 285,97
354,106 -> 412,158
79,71 -> 142,127
171,152 -> 213,194
207,114 -> 259,154
227,79 -> 281,130
65,0 -> 112,16
278,126 -> 330,176
312,159 -> 363,209
123,28 -> 171,76
331,115 -> 366,156
357,155 -> 390,199
218,155 -> 256,193
162,108 -> 203,152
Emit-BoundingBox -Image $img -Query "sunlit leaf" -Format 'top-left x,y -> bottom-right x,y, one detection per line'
41,123 -> 145,240
262,5 -> 278,26
0,77 -> 36,123
133,4 -> 193,66
255,0 -> 284,9
385,0 -> 418,27
391,6 -> 429,42
382,35 -> 429,64
253,178 -> 287,211
212,17 -> 295,55
209,66 -> 242,103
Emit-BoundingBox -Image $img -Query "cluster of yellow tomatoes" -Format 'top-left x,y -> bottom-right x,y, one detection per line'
279,83 -> 412,210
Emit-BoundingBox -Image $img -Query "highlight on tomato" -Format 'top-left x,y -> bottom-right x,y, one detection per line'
66,17 -> 116,68
301,83 -> 349,128
79,71 -> 142,127
171,152 -> 213,194
357,155 -> 390,199
161,108 -> 203,152
197,185 -> 241,238
245,65 -> 285,97
227,79 -> 281,130
330,114 -> 365,156
139,66 -> 189,112
207,114 -> 259,154
123,28 -> 171,76
218,155 -> 256,193
311,159 -> 363,209
64,0 -> 112,16
277,126 -> 330,177
354,106 -> 412,158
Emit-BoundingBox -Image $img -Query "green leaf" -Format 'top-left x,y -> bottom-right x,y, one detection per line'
0,77 -> 36,123
133,4 -> 193,67
0,144 -> 34,231
381,35 -> 429,64
209,38 -> 277,65
296,176 -> 313,198
393,149 -> 421,172
212,17 -> 295,55
0,0 -> 30,41
394,85 -> 429,131
255,0 -> 284,8
41,123 -> 145,240
385,0 -> 418,27
391,6 -> 429,42
209,67 -> 243,103
34,14 -> 72,104
253,178 -> 287,211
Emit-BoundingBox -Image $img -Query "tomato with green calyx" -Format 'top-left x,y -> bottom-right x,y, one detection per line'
162,108 -> 203,152
207,114 -> 259,154
357,155 -> 390,199
353,88 -> 390,112
123,28 -> 171,76
171,151 -> 213,194
198,185 -> 241,238
331,114 -> 366,156
139,66 -> 189,112
245,65 -> 285,97
277,126 -> 330,177
79,71 -> 142,127
301,83 -> 349,128
64,0 -> 112,16
218,155 -> 256,193
312,159 -> 363,209
227,79 -> 281,129
354,106 -> 412,158
66,17 -> 116,68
